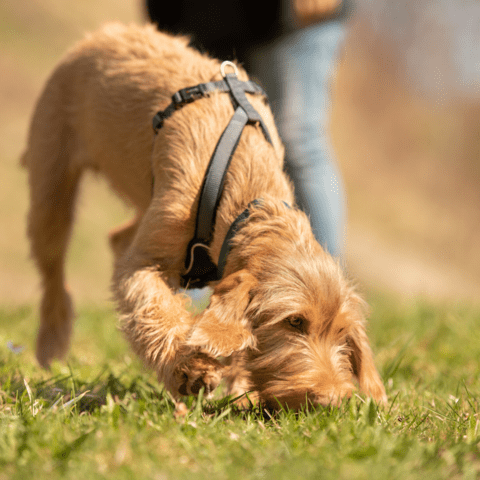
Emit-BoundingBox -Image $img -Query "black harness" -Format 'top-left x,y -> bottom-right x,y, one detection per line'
152,62 -> 273,289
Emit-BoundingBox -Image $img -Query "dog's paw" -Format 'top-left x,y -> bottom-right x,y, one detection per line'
36,288 -> 73,368
174,351 -> 225,397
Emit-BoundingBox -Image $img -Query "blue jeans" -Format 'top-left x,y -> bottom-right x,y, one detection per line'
250,21 -> 346,259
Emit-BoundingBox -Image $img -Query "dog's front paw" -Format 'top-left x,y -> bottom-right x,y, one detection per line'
174,351 -> 225,397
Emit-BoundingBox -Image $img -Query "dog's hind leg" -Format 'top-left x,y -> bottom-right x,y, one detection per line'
23,80 -> 83,368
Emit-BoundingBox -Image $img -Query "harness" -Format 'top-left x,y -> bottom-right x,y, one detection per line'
152,61 -> 273,289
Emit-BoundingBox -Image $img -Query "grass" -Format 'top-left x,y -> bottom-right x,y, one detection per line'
1,295 -> 479,479
1,2 -> 480,477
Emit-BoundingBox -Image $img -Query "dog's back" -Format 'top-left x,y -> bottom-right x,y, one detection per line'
24,23 -> 208,211
23,22 -> 288,368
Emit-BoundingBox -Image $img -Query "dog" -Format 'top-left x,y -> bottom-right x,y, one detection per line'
22,22 -> 386,409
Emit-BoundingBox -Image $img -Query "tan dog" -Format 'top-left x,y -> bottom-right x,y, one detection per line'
23,22 -> 386,409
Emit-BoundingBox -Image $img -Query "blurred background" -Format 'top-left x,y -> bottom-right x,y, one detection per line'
0,0 -> 479,307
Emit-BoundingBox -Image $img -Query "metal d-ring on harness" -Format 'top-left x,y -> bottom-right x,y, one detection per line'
152,61 -> 273,288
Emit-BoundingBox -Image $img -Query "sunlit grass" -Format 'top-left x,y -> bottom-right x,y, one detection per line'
1,296 -> 479,480
1,2 -> 480,478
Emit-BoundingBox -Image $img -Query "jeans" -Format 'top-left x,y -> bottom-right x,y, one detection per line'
251,20 -> 347,259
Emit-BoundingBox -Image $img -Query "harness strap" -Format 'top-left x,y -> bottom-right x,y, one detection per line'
152,79 -> 268,133
216,199 -> 262,278
152,62 -> 274,288
181,107 -> 249,286
224,74 -> 272,144
194,107 -> 248,243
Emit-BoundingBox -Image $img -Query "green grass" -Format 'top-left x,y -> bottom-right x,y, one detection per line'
1,295 -> 479,479
2,1 -> 479,478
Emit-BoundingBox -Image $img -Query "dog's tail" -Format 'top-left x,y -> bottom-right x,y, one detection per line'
24,67 -> 83,368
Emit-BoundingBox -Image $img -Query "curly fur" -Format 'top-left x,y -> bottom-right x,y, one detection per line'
23,22 -> 386,409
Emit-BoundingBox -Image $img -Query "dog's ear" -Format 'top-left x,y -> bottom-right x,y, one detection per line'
347,296 -> 387,405
186,270 -> 257,357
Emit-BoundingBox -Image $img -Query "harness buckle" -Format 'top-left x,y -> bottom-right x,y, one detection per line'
174,85 -> 205,106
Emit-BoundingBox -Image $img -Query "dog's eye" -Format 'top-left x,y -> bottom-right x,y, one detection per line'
287,317 -> 305,331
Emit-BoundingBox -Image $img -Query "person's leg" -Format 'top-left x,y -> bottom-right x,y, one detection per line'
251,21 -> 346,259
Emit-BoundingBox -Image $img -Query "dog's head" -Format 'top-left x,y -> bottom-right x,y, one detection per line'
187,203 -> 387,410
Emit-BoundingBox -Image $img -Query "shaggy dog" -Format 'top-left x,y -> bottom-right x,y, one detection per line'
23,23 -> 386,409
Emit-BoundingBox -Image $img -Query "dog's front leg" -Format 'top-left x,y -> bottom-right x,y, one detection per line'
113,261 -> 224,398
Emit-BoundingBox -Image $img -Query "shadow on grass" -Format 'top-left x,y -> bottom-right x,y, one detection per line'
1,356 -> 354,428
0,361 -> 171,413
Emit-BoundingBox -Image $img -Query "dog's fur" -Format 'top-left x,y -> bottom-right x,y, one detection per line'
23,23 -> 386,409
